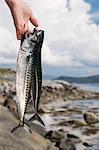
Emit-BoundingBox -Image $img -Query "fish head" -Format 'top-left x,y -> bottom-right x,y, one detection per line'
20,29 -> 44,51
21,32 -> 38,51
30,28 -> 44,44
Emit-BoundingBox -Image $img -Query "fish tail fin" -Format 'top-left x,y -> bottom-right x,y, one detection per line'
28,113 -> 45,126
11,122 -> 32,133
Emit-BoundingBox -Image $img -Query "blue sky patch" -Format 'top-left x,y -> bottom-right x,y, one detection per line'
84,0 -> 99,25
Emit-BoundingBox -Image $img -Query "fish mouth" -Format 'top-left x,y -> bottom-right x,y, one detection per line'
21,29 -> 44,46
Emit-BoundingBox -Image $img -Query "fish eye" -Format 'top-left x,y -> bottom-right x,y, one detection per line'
31,36 -> 37,43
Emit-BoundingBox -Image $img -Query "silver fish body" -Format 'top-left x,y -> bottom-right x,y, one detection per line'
11,31 -> 38,133
11,29 -> 45,133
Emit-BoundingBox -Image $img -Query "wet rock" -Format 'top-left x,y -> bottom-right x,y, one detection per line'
59,139 -> 76,150
58,120 -> 87,127
0,105 -> 58,150
69,120 -> 87,128
82,127 -> 99,135
45,130 -> 53,139
45,130 -> 64,144
68,107 -> 82,113
0,76 -> 99,105
67,134 -> 80,143
83,142 -> 92,147
83,112 -> 98,125
51,130 -> 64,141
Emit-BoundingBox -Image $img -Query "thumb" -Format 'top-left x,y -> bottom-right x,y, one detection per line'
30,15 -> 39,27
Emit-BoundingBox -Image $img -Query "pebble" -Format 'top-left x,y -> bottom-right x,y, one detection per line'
59,139 -> 76,150
83,112 -> 98,125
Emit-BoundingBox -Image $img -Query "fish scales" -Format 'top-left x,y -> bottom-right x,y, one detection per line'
34,54 -> 42,113
11,31 -> 37,133
16,51 -> 33,122
32,30 -> 43,113
28,30 -> 45,126
11,29 -> 45,133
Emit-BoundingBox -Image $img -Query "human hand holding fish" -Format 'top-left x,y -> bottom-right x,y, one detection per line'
5,0 -> 45,133
5,0 -> 39,39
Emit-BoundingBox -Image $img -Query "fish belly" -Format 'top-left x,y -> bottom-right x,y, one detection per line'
16,50 -> 32,121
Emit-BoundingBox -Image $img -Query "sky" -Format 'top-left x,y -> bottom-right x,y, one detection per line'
0,0 -> 99,77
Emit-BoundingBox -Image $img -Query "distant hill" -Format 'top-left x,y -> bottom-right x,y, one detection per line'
56,75 -> 99,84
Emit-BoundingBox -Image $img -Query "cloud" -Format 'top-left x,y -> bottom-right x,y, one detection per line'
28,0 -> 99,68
0,0 -> 99,70
0,27 -> 19,64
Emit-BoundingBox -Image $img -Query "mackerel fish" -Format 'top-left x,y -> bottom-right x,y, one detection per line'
11,29 -> 45,133
28,29 -> 45,126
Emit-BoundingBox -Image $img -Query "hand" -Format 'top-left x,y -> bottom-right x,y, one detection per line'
6,0 -> 39,39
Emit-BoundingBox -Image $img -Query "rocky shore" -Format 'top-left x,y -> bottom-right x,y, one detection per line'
0,105 -> 58,150
0,68 -> 99,150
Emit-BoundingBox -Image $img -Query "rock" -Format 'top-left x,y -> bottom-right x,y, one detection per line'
83,112 -> 98,125
57,120 -> 87,127
51,130 -> 64,141
45,130 -> 64,145
0,85 -> 5,94
4,96 -> 17,112
9,89 -> 16,96
59,139 -> 76,150
39,105 -> 50,113
66,133 -> 81,143
0,95 -> 7,105
42,80 -> 66,90
0,105 -> 58,150
82,127 -> 99,135
28,122 -> 46,137
83,142 -> 92,147
45,130 -> 53,139
68,120 -> 87,128
48,144 -> 59,150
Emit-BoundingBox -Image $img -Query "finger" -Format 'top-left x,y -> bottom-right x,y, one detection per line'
16,29 -> 21,40
27,28 -> 32,33
25,23 -> 31,33
23,23 -> 28,33
30,15 -> 39,27
16,25 -> 23,40
16,24 -> 28,40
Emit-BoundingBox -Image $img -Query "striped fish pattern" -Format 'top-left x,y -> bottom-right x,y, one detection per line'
11,29 -> 45,133
28,29 -> 45,126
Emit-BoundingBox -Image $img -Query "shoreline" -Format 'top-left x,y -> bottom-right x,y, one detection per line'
0,68 -> 99,149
